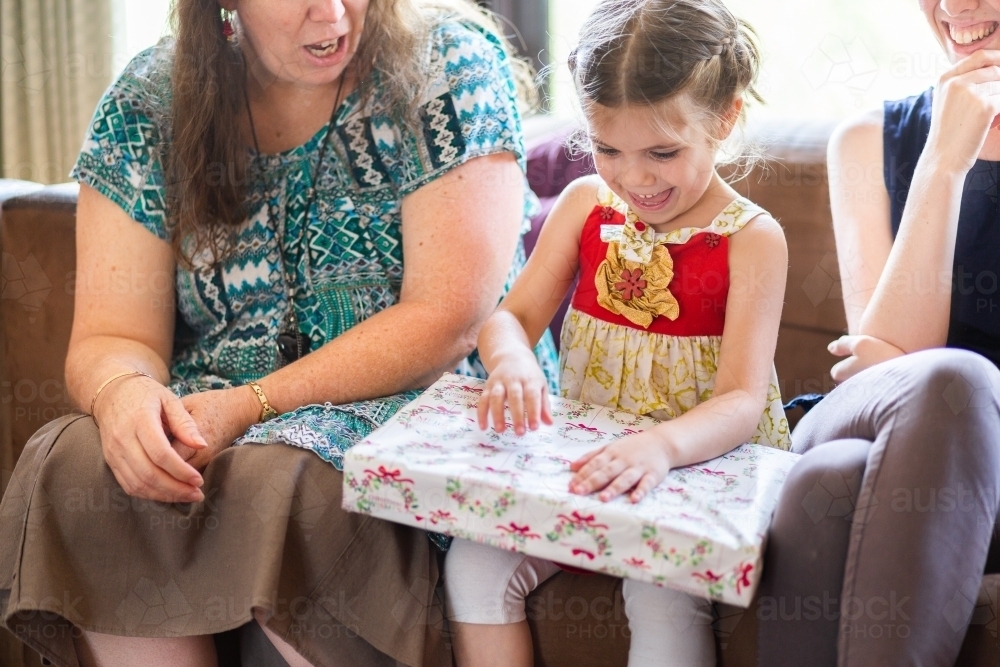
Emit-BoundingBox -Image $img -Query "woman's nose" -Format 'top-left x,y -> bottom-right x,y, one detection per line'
939,0 -> 980,17
309,0 -> 347,24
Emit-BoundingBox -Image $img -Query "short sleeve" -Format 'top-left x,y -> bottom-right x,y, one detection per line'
70,46 -> 171,241
365,21 -> 528,196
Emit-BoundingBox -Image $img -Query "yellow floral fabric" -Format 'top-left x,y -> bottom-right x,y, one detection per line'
595,242 -> 680,328
559,309 -> 791,450
559,185 -> 792,451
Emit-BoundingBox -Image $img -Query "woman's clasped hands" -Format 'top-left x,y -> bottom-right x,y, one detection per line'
477,355 -> 670,504
93,376 -> 263,503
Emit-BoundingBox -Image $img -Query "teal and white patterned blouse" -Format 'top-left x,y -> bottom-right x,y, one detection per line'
72,19 -> 558,472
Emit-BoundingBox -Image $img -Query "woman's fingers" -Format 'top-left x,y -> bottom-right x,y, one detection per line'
115,430 -> 204,502
942,50 -> 1000,82
136,412 -> 204,487
830,354 -> 865,383
827,335 -> 858,358
598,467 -> 643,502
162,395 -> 208,449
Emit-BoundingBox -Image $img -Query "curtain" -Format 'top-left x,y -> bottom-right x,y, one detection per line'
1,0 -> 114,184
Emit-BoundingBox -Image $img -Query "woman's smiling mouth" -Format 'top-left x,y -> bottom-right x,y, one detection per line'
946,21 -> 998,46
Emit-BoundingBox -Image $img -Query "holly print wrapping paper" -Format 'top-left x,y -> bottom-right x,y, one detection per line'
342,374 -> 800,606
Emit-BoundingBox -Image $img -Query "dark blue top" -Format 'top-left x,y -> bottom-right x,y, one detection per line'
884,88 -> 1000,367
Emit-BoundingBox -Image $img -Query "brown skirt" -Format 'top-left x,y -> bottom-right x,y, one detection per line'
0,414 -> 449,667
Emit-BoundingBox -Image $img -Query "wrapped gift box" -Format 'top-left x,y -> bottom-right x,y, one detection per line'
342,374 -> 800,606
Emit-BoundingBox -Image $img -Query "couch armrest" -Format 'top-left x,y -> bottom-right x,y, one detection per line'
1,183 -> 79,467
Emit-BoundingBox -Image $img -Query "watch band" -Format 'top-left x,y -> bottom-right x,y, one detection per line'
247,381 -> 279,422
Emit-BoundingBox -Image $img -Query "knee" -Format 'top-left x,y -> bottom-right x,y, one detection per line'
443,541 -> 540,624
901,349 -> 1000,417
775,440 -> 869,530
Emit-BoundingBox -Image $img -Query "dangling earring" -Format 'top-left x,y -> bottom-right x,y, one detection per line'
221,9 -> 236,43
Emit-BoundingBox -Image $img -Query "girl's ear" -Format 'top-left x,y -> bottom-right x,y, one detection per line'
218,0 -> 237,11
716,97 -> 744,141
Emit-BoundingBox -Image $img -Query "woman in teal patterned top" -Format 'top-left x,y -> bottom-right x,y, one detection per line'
0,1 -> 556,666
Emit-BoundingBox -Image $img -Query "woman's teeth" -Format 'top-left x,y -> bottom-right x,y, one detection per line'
949,22 -> 997,45
306,39 -> 340,57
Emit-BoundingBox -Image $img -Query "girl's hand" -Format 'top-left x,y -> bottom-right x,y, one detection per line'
569,431 -> 671,503
93,375 -> 208,503
477,354 -> 553,435
828,334 -> 906,383
926,50 -> 1000,174
173,386 -> 263,470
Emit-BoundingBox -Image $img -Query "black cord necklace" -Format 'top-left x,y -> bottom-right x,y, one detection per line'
243,71 -> 348,367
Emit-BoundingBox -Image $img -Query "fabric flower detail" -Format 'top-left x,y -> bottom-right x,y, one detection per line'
615,269 -> 647,300
595,242 -> 680,328
704,233 -> 722,249
599,206 -> 617,222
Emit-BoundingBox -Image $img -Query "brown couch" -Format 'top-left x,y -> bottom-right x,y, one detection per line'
2,120 -> 998,667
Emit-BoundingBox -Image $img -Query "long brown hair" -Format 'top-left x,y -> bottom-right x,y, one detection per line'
166,0 -> 535,268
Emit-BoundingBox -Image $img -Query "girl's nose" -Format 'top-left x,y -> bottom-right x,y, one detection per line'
310,0 -> 347,24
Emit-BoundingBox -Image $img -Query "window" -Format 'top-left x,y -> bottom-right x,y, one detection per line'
112,0 -> 173,77
549,0 -> 946,121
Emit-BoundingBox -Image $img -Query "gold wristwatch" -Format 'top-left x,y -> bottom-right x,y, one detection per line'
247,381 -> 278,422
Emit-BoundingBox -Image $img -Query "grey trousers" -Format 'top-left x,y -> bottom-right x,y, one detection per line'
757,349 -> 1000,666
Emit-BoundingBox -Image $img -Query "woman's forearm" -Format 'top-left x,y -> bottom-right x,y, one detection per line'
654,389 -> 764,469
257,299 -> 489,413
65,335 -> 172,413
858,153 -> 966,351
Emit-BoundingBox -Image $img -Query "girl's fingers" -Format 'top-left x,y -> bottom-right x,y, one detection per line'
540,391 -> 554,426
476,386 -> 492,430
490,384 -> 507,433
630,473 -> 661,504
507,382 -> 525,435
572,455 -> 626,495
136,413 -> 204,487
598,467 -> 643,502
570,446 -> 605,472
523,383 -> 542,431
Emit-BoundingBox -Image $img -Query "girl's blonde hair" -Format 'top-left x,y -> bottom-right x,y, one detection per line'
167,0 -> 535,267
569,0 -> 763,166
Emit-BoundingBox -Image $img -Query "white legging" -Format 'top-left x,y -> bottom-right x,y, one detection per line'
444,538 -> 715,667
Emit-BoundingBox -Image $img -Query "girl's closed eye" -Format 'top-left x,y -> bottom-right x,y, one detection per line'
594,144 -> 620,157
649,149 -> 680,161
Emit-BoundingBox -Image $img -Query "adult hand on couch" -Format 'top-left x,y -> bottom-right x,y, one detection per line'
828,334 -> 905,383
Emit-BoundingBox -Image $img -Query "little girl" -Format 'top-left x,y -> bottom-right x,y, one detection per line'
445,0 -> 790,665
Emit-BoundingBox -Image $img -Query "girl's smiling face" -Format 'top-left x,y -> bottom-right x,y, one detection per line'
919,0 -> 1000,62
587,98 -> 733,228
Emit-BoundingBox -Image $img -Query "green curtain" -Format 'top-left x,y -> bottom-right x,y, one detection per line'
1,0 -> 114,184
